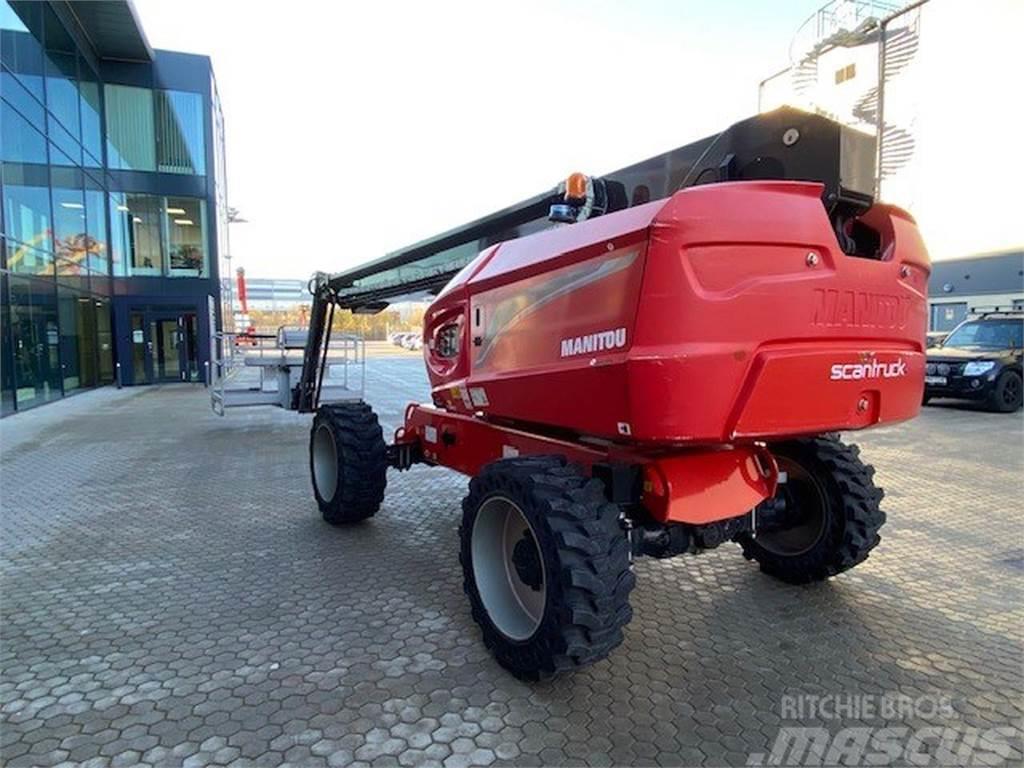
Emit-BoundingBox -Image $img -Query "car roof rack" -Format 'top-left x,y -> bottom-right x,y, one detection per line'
969,305 -> 1024,317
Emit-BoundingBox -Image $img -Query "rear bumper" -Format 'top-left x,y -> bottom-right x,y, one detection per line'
626,345 -> 925,442
730,346 -> 924,438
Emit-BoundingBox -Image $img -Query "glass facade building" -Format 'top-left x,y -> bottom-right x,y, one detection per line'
0,0 -> 225,416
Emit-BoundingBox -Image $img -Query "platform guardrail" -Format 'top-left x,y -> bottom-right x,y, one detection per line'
211,330 -> 364,416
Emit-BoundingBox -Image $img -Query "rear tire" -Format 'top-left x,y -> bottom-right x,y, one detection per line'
460,456 -> 635,680
738,437 -> 885,584
310,403 -> 387,524
988,371 -> 1023,413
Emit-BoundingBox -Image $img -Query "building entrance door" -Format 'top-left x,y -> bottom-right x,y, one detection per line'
152,317 -> 182,381
129,310 -> 200,384
152,313 -> 200,382
130,311 -> 152,385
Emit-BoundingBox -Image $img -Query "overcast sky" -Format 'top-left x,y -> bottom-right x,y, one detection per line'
132,0 -> 825,279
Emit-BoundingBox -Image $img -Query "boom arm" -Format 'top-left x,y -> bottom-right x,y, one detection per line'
295,273 -> 336,413
319,107 -> 874,314
297,106 -> 877,411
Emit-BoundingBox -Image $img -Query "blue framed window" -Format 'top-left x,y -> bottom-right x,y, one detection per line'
156,90 -> 205,175
105,84 -> 156,172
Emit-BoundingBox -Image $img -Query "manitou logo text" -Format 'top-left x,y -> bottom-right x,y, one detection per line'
830,358 -> 908,380
560,328 -> 627,357
813,289 -> 908,329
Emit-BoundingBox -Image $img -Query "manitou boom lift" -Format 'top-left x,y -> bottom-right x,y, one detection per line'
294,107 -> 928,679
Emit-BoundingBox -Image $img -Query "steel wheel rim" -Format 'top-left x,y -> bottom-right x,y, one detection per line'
471,496 -> 546,641
755,456 -> 829,556
312,424 -> 338,501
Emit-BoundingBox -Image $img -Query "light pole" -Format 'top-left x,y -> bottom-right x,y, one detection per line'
224,207 -> 248,332
220,207 -> 248,371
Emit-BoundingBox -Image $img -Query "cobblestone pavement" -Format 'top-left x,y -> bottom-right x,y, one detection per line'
1,360 -> 1022,767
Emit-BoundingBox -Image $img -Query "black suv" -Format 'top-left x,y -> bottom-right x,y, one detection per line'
924,310 -> 1023,412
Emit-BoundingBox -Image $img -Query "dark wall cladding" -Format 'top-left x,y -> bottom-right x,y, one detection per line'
100,50 -> 213,95
1,0 -> 222,415
928,251 -> 1024,297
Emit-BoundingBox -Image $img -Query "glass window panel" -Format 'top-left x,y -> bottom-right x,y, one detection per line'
83,148 -> 101,170
8,274 -> 62,407
8,275 -> 37,407
2,68 -> 44,128
130,311 -> 148,384
84,186 -> 108,275
1,100 -> 46,163
47,120 -> 80,165
109,192 -> 162,275
109,192 -> 127,277
156,90 -> 205,175
1,270 -> 13,415
79,58 -> 102,166
79,293 -> 97,387
57,286 -> 81,391
44,51 -> 78,139
50,165 -> 89,279
130,194 -> 164,275
41,5 -> 79,140
166,196 -> 207,276
2,162 -> 52,270
105,84 -> 155,171
96,298 -> 113,384
153,318 -> 180,380
0,0 -> 45,104
4,240 -> 51,276
56,287 -> 97,392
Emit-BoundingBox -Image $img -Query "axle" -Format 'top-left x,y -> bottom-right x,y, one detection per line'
629,495 -> 789,559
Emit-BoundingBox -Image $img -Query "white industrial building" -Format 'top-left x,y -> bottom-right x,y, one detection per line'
759,0 -> 1023,327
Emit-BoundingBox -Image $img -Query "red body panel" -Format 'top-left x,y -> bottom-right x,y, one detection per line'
423,181 -> 929,444
642,448 -> 778,524
399,404 -> 778,524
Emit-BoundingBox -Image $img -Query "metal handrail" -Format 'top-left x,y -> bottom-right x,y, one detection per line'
789,0 -> 899,62
211,330 -> 365,415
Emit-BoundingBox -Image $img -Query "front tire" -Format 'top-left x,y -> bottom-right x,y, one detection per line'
310,403 -> 387,524
460,456 -> 635,680
738,437 -> 885,584
988,371 -> 1023,413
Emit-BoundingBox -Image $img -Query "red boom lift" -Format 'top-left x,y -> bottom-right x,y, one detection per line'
233,267 -> 258,345
295,108 -> 929,679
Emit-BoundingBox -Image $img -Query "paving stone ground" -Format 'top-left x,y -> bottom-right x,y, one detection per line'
1,357 -> 1022,767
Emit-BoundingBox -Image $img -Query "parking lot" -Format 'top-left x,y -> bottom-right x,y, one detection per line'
1,355 -> 1021,767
